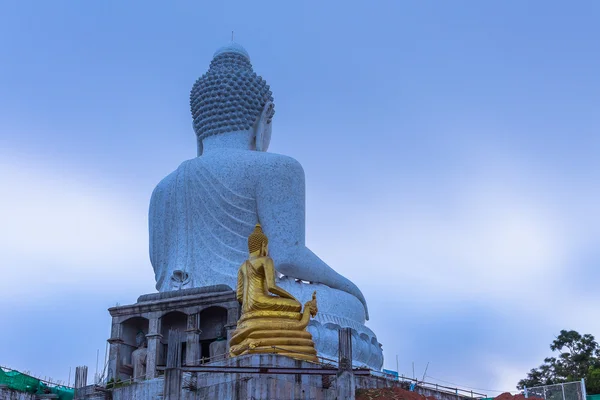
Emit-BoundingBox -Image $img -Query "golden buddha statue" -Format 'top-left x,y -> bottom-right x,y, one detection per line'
229,224 -> 319,362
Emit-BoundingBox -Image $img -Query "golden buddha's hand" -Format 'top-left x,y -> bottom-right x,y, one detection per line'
271,286 -> 296,300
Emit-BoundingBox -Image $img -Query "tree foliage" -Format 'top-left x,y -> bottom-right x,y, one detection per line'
517,330 -> 600,394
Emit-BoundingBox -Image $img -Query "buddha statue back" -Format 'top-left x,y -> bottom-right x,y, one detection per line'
149,42 -> 383,370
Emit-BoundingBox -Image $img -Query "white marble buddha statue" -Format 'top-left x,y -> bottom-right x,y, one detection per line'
149,42 -> 383,369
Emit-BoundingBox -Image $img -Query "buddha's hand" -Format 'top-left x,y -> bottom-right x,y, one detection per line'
271,286 -> 297,300
304,291 -> 318,318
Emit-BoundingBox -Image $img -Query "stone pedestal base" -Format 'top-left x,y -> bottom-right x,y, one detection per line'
193,354 -> 337,399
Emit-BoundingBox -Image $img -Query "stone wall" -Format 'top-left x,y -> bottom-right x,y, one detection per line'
111,378 -> 164,400
0,386 -> 35,400
188,355 -> 336,400
1,374 -> 478,400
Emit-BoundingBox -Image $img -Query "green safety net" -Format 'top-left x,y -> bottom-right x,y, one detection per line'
0,367 -> 74,400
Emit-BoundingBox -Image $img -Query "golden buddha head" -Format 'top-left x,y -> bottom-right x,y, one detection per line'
307,291 -> 318,317
248,224 -> 268,256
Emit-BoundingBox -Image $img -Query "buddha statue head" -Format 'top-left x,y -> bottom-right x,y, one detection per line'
248,223 -> 268,258
190,42 -> 275,155
135,330 -> 146,348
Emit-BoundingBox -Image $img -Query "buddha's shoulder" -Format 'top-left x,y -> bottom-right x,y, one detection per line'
255,152 -> 304,172
153,151 -> 303,190
255,153 -> 305,182
201,150 -> 304,174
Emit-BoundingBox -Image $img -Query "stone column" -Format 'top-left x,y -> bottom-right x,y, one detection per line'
73,366 -> 89,399
338,327 -> 353,371
224,305 -> 239,357
106,319 -> 122,383
145,313 -> 162,380
185,313 -> 201,366
336,328 -> 355,399
163,330 -> 183,400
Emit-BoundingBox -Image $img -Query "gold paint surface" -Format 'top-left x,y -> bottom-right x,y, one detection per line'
229,224 -> 319,362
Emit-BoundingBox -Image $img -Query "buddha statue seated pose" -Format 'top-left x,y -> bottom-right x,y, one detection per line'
149,42 -> 383,369
229,224 -> 319,362
131,331 -> 147,382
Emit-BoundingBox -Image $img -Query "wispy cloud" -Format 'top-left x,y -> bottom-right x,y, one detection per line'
305,149 -> 599,391
0,153 -> 154,301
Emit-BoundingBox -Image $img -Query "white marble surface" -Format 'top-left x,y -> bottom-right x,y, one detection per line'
148,42 -> 383,370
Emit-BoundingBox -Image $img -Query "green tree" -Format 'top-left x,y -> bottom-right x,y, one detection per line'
517,330 -> 600,394
585,367 -> 600,395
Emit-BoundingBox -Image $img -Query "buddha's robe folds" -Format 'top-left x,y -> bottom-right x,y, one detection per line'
237,258 -> 301,315
149,153 -> 256,292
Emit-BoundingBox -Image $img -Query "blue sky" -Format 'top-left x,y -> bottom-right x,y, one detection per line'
1,0 -> 599,393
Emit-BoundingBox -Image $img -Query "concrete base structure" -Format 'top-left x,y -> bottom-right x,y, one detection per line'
67,289 -> 481,399
176,354 -> 344,399
74,353 -> 480,400
105,286 -> 240,383
78,354 -> 362,400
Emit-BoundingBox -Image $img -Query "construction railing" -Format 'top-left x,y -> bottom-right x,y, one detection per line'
373,370 -> 487,399
525,380 -> 587,400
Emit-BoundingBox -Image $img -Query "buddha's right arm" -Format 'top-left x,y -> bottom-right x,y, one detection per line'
288,246 -> 370,320
256,156 -> 370,319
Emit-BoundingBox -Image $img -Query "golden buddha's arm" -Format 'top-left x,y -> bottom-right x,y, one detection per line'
264,258 -> 296,300
236,264 -> 244,303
